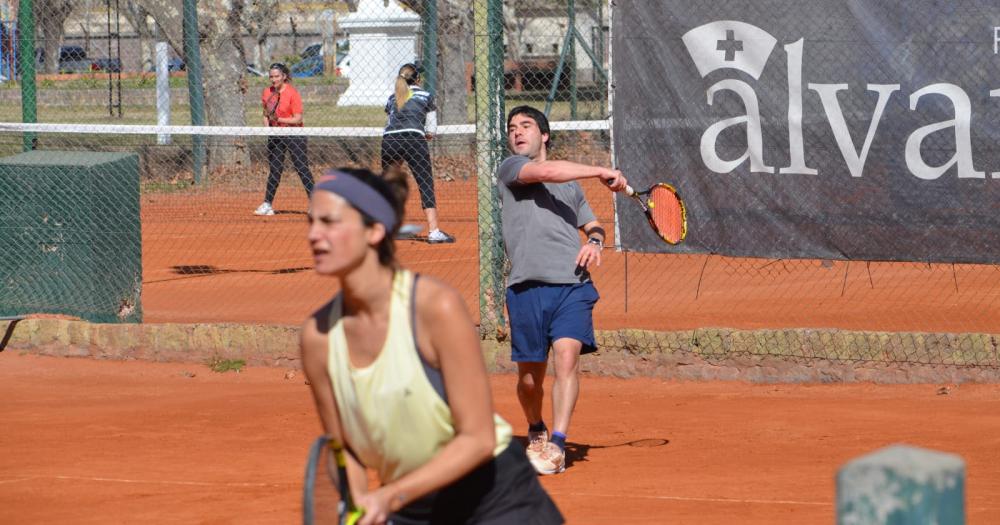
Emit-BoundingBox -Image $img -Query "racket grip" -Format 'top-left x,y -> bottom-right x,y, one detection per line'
344,508 -> 365,525
603,177 -> 634,196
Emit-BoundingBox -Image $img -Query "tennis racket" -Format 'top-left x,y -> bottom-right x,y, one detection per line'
303,436 -> 365,525
264,89 -> 281,125
618,181 -> 688,244
396,223 -> 424,239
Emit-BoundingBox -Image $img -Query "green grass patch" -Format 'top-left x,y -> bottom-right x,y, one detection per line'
142,180 -> 194,194
0,73 -> 347,91
206,356 -> 246,373
0,80 -> 606,127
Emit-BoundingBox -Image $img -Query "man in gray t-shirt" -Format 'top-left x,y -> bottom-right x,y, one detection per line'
497,105 -> 627,476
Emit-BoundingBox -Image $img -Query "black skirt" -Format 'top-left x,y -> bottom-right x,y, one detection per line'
389,441 -> 564,525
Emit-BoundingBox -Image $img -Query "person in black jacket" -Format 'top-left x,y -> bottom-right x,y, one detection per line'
380,63 -> 455,244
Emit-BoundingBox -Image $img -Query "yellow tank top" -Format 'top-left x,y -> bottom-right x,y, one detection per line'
327,270 -> 512,483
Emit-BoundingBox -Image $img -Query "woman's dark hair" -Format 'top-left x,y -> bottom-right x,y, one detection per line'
333,166 -> 409,267
506,105 -> 552,149
269,62 -> 291,81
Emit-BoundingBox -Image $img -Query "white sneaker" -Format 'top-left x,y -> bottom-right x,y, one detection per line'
254,202 -> 275,216
529,441 -> 566,475
527,429 -> 549,460
426,229 -> 455,244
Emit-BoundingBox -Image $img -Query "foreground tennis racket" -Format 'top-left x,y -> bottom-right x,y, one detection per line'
303,436 -> 365,525
264,89 -> 281,125
619,182 -> 687,244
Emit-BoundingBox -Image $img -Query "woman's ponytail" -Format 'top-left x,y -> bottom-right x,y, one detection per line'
394,64 -> 419,111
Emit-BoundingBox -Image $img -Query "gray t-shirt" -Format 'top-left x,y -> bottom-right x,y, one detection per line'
497,155 -> 597,287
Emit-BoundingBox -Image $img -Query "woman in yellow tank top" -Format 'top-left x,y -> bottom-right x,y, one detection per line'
300,166 -> 563,525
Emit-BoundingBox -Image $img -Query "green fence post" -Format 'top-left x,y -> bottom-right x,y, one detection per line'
16,0 -> 35,150
183,0 -> 206,184
474,0 -> 506,339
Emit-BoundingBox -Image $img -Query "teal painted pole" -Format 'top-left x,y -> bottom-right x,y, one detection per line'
473,0 -> 506,339
543,29 -> 574,117
17,0 -> 35,150
182,0 -> 206,184
420,0 -> 437,95
837,444 -> 965,525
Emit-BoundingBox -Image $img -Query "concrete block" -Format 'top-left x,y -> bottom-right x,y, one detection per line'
837,444 -> 965,525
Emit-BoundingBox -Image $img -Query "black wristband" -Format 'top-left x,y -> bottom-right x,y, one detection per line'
587,237 -> 603,247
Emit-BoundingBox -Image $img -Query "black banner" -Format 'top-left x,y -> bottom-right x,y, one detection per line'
612,1 -> 1000,262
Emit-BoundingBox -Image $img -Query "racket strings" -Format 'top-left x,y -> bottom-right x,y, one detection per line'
647,186 -> 686,244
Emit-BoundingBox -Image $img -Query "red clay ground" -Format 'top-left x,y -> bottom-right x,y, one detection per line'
139,178 -> 1000,334
2,353 -> 999,524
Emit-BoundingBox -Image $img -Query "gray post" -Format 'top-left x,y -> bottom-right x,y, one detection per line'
17,0 -> 36,150
837,444 -> 965,525
568,0 -> 576,119
155,42 -> 171,145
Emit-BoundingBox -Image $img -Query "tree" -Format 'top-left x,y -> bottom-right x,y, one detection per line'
399,0 -> 473,125
319,1 -> 357,75
239,0 -> 279,70
34,0 -> 76,74
133,0 -> 250,172
120,1 -> 158,73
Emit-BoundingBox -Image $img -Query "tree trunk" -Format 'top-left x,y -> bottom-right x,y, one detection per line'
240,0 -> 278,70
396,0 -> 471,123
134,0 -> 250,172
436,0 -> 472,125
122,1 -> 156,72
35,0 -> 75,75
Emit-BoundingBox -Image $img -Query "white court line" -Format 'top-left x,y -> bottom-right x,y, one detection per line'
1,475 -> 288,488
548,491 -> 831,507
0,477 -> 35,485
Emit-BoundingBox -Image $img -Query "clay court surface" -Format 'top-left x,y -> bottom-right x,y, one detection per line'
3,353 -> 1000,524
140,177 -> 1000,334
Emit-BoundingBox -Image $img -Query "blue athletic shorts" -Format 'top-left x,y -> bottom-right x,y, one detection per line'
506,281 -> 599,363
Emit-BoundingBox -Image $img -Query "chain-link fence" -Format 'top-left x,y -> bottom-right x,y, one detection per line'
1,0 -> 998,370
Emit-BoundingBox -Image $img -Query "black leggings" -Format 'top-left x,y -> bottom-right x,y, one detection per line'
264,136 -> 314,204
381,132 -> 435,209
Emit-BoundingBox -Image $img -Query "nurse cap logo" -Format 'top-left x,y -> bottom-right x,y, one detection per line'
682,21 -> 777,80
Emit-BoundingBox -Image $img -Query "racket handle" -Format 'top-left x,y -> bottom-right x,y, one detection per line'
343,508 -> 365,525
603,177 -> 635,196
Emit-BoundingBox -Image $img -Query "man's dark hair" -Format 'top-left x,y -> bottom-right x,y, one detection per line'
506,105 -> 552,150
